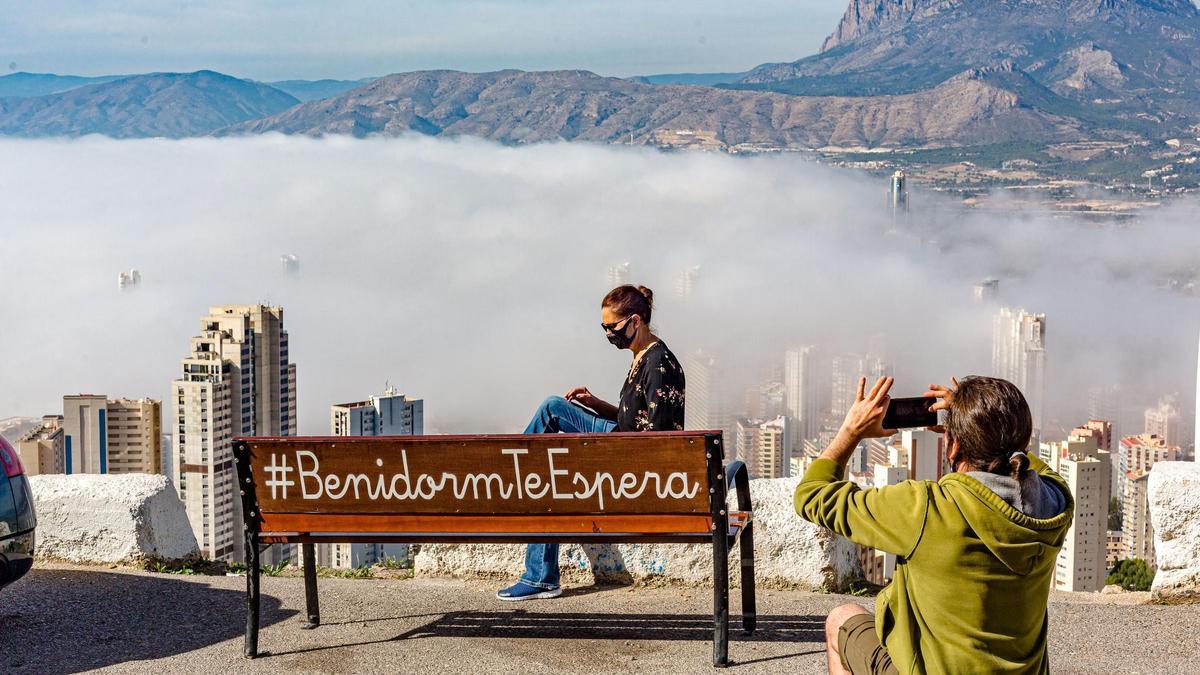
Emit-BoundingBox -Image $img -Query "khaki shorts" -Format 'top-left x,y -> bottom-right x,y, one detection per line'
838,613 -> 898,675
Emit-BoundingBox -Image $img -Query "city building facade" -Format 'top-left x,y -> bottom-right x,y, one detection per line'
171,304 -> 297,563
15,415 -> 66,475
62,395 -> 161,475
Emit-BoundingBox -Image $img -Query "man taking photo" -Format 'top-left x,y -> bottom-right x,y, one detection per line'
795,376 -> 1073,674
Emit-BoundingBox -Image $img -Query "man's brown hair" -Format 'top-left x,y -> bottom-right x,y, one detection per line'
946,376 -> 1033,478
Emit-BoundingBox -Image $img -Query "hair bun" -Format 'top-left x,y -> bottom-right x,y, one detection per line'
1009,451 -> 1030,480
636,285 -> 654,305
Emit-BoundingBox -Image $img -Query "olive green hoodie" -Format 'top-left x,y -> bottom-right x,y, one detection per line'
795,455 -> 1074,674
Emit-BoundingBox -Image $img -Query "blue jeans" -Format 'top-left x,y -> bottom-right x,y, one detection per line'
520,396 -> 615,589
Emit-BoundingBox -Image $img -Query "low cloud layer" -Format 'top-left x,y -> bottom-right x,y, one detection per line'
1,135 -> 1197,438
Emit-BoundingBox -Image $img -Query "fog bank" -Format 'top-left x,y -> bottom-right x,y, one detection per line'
0,135 -> 1196,437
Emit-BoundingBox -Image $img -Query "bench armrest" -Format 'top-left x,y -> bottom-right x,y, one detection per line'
725,460 -> 752,512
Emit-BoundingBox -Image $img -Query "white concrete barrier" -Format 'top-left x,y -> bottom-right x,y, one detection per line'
28,474 -> 199,564
1149,462 -> 1200,603
415,476 -> 861,591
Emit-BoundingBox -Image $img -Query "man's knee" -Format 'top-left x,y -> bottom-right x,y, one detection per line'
825,603 -> 870,645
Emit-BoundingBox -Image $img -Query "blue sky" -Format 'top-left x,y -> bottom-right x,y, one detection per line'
0,1 -> 847,81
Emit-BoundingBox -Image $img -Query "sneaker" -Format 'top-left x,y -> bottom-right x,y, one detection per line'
496,581 -> 563,601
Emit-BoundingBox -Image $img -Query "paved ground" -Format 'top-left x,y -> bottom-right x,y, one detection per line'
3,564 -> 1198,674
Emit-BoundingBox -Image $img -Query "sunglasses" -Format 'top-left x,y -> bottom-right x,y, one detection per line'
600,316 -> 633,333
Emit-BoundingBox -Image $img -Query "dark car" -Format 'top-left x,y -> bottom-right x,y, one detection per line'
0,436 -> 36,589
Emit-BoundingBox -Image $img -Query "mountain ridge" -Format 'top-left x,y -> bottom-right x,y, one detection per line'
0,71 -> 298,138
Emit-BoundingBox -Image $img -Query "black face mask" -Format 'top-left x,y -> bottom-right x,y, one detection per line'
605,317 -> 636,350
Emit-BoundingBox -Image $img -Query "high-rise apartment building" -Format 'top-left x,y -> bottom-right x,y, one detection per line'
755,416 -> 790,479
784,346 -> 821,447
1144,395 -> 1182,450
992,307 -> 1046,443
320,388 -> 423,569
684,350 -> 734,444
331,388 -> 424,437
16,415 -> 66,475
62,395 -> 161,475
171,304 -> 297,562
1071,419 -> 1117,497
607,262 -> 632,288
973,278 -> 1000,303
1043,432 -> 1110,592
674,265 -> 700,301
105,398 -> 162,474
830,353 -> 891,421
1115,434 -> 1177,567
1117,434 -> 1178,494
1122,471 -> 1154,566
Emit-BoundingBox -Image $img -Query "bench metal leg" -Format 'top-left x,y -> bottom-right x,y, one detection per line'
712,526 -> 731,667
302,542 -> 320,628
244,531 -> 261,658
740,522 -> 757,634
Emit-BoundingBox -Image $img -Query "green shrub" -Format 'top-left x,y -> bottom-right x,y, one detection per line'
1107,558 -> 1154,591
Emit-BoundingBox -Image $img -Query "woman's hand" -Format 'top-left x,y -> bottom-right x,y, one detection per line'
922,378 -> 959,434
839,376 -> 897,442
565,386 -> 602,410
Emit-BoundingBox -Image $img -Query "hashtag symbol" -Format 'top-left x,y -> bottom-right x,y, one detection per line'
263,453 -> 295,500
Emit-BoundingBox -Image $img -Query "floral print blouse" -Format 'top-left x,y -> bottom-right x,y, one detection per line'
615,341 -> 686,432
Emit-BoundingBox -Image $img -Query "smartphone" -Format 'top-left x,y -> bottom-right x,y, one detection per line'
882,396 -> 937,429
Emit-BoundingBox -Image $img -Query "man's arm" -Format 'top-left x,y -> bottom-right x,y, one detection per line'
794,459 -> 929,556
793,376 -> 928,557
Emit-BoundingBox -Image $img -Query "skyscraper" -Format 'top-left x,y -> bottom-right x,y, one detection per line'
683,349 -> 733,444
830,353 -> 891,421
992,307 -> 1046,443
756,416 -> 790,479
607,262 -> 632,288
321,388 -> 423,568
888,170 -> 908,228
973,278 -> 1000,303
1043,431 -> 1111,592
1144,395 -> 1181,450
62,394 -> 161,475
171,305 -> 297,562
784,346 -> 820,446
1122,471 -> 1154,565
674,265 -> 700,301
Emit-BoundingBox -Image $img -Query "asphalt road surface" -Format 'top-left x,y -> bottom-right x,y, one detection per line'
2,564 -> 1197,674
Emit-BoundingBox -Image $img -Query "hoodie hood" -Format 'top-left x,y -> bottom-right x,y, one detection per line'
939,462 -> 1074,576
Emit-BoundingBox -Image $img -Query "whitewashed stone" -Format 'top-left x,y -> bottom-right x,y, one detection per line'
415,476 -> 861,591
1148,461 -> 1200,603
29,474 -> 199,564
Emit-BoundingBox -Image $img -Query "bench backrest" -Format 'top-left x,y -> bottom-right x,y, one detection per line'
233,431 -> 724,537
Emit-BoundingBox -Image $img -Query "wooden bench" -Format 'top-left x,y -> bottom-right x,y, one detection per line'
232,431 -> 755,667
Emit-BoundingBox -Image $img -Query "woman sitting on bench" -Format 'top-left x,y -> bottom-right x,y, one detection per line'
497,284 -> 687,601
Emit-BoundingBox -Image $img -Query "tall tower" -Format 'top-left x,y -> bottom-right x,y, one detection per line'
171,305 -> 297,562
674,265 -> 701,301
784,347 -> 820,447
683,349 -> 733,445
888,170 -> 908,228
993,307 -> 1046,443
1044,431 -> 1110,592
607,262 -> 632,288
